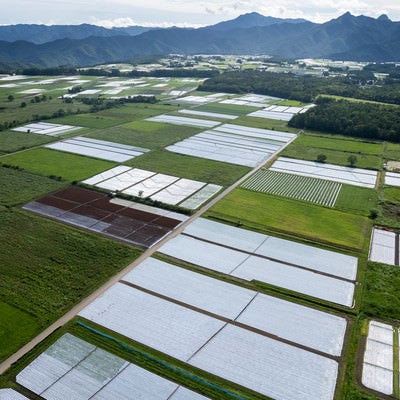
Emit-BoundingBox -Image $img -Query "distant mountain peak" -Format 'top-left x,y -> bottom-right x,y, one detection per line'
378,14 -> 391,22
209,12 -> 307,31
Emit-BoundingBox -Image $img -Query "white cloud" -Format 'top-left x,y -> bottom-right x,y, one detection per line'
1,0 -> 400,25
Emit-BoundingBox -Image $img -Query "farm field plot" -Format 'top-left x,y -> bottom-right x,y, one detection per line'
0,130 -> 55,153
0,166 -> 65,207
178,109 -> 238,120
207,188 -> 370,251
45,136 -> 150,163
124,257 -> 347,356
362,321 -> 395,396
183,218 -> 358,280
166,124 -> 295,167
0,210 -> 140,362
0,301 -> 39,363
17,334 -> 210,400
79,283 -> 343,399
270,157 -> 378,188
189,324 -> 338,400
122,257 -> 256,320
12,122 -> 82,136
174,93 -> 228,105
369,227 -> 399,266
284,133 -> 384,155
0,389 -> 28,399
158,235 -> 356,307
242,169 -> 342,207
84,166 -> 222,209
220,94 -> 283,108
247,104 -> 311,121
23,186 -> 183,248
385,171 -> 400,187
88,122 -> 200,150
79,283 -> 226,361
146,114 -> 220,128
1,148 -> 115,182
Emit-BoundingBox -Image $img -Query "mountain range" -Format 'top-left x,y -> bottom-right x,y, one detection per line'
0,12 -> 399,68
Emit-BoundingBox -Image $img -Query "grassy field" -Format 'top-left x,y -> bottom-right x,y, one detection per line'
234,115 -> 300,133
92,103 -> 179,121
206,188 -> 371,252
1,148 -> 115,181
362,261 -> 400,320
290,133 -> 384,155
382,186 -> 400,203
335,185 -> 378,216
126,149 -> 250,187
385,142 -> 400,160
0,166 -> 66,207
88,121 -> 200,150
280,143 -> 382,169
0,302 -> 39,363
0,209 -> 141,361
50,113 -> 125,129
194,102 -> 255,116
0,130 -> 55,153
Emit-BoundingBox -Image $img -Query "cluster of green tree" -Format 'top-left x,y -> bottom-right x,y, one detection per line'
289,97 -> 400,142
0,120 -> 20,131
199,70 -> 400,104
127,69 -> 219,78
21,66 -> 78,75
77,94 -> 156,112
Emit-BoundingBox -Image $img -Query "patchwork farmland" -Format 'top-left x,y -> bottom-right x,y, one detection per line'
158,218 -> 357,307
17,334 -> 210,400
1,68 -> 399,400
79,257 -> 346,399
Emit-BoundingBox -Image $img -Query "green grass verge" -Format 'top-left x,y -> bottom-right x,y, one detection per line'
1,148 -> 115,181
0,166 -> 66,207
206,188 -> 371,252
0,210 -> 141,328
0,302 -> 39,363
126,150 -> 250,187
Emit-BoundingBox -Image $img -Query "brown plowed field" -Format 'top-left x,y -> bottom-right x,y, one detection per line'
23,187 -> 182,248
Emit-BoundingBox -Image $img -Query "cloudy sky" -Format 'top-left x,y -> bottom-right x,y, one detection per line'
1,0 -> 400,27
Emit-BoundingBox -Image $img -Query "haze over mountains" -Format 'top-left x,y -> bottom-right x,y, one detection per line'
0,12 -> 399,68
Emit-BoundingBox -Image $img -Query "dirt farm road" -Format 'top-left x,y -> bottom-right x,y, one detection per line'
0,141 -> 294,375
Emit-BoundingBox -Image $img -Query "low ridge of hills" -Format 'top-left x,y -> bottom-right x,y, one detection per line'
0,12 -> 399,67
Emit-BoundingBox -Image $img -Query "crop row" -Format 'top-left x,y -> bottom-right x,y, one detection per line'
242,169 -> 342,207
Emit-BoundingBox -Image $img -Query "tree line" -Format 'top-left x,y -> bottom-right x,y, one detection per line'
289,97 -> 400,142
199,70 -> 400,105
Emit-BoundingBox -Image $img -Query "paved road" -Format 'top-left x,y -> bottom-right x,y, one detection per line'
0,139 -> 295,375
